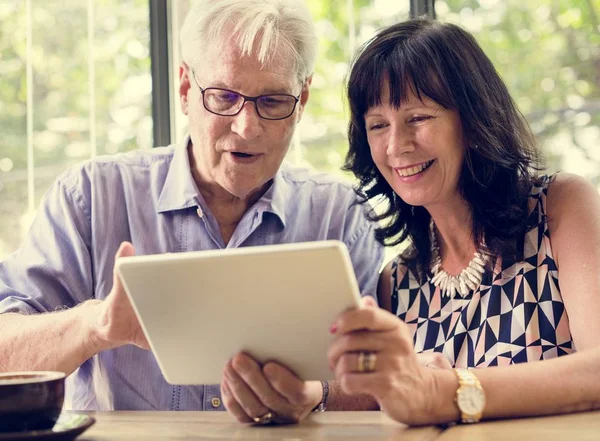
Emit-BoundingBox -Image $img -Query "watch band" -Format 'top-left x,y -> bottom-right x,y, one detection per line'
454,368 -> 485,423
313,380 -> 329,412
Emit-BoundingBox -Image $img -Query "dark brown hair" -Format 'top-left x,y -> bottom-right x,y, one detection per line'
344,19 -> 542,277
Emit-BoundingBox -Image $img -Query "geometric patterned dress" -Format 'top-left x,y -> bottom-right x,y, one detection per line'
390,175 -> 575,367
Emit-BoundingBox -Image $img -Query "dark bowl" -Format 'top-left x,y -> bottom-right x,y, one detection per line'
0,371 -> 65,433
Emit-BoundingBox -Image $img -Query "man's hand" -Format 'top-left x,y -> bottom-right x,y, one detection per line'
91,241 -> 150,351
221,353 -> 322,424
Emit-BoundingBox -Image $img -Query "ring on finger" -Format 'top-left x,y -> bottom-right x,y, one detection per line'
365,352 -> 377,372
357,351 -> 377,373
253,411 -> 274,425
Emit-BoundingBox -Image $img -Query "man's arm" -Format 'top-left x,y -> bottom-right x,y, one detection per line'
0,302 -> 104,375
0,242 -> 148,376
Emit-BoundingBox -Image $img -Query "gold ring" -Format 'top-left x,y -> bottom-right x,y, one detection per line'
357,352 -> 366,372
357,352 -> 376,373
365,352 -> 377,372
253,411 -> 273,425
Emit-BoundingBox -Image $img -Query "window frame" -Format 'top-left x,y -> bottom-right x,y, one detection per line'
149,0 -> 434,147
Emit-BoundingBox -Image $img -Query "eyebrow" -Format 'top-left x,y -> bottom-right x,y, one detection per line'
209,81 -> 295,95
365,105 -> 428,117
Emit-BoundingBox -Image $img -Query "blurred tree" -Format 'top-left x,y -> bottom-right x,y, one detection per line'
0,0 -> 151,257
437,0 -> 600,187
1,0 -> 597,259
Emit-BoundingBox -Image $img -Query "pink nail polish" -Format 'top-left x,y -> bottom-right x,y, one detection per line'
329,323 -> 338,334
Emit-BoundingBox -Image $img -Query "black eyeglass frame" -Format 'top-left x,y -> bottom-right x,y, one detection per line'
191,69 -> 301,121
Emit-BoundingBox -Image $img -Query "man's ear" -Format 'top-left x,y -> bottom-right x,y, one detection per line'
179,62 -> 191,115
297,74 -> 312,122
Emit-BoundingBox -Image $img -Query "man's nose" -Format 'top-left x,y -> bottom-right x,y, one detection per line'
230,102 -> 261,140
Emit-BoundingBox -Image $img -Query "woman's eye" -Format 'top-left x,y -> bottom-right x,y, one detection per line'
409,115 -> 432,123
368,123 -> 386,131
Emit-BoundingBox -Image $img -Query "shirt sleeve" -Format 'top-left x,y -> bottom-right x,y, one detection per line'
0,174 -> 94,314
344,202 -> 385,300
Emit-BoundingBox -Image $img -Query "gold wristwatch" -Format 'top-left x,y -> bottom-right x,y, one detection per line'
454,368 -> 486,423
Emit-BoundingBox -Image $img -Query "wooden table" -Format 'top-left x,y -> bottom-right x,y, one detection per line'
79,410 -> 600,441
439,410 -> 600,441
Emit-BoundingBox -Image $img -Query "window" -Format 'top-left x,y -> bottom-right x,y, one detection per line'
0,0 -> 152,259
437,0 -> 600,188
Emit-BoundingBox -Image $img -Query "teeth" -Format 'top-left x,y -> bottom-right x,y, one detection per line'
397,160 -> 433,177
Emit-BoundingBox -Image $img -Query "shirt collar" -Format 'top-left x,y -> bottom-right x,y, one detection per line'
253,168 -> 288,227
156,135 -> 288,227
156,135 -> 200,213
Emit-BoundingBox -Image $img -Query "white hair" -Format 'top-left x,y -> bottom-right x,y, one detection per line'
180,0 -> 318,83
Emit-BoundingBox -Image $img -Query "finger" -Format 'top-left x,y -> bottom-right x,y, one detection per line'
333,306 -> 400,335
262,362 -> 309,407
224,358 -> 270,420
231,354 -> 297,415
333,352 -> 383,377
112,241 -> 135,294
361,296 -> 377,308
327,330 -> 391,369
221,379 -> 253,423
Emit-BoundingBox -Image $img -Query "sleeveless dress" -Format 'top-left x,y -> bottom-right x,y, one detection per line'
390,175 -> 575,367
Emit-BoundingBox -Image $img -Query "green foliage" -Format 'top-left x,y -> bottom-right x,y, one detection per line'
0,0 -> 151,256
0,0 -> 598,257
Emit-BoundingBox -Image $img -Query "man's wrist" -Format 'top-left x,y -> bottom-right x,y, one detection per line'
313,380 -> 329,412
82,300 -> 114,355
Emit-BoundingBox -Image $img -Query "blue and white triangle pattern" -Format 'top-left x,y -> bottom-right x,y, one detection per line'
391,175 -> 574,368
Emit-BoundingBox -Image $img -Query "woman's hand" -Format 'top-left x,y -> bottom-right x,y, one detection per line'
327,297 -> 444,425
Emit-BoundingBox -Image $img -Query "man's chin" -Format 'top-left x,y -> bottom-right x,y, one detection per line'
223,179 -> 272,202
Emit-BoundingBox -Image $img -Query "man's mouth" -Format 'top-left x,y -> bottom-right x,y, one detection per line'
396,160 -> 435,177
231,152 -> 255,158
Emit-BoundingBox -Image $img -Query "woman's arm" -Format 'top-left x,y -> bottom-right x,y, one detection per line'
430,347 -> 600,423
328,299 -> 600,426
546,173 -> 600,350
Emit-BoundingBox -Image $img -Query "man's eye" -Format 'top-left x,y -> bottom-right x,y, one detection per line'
215,92 -> 239,102
259,96 -> 288,107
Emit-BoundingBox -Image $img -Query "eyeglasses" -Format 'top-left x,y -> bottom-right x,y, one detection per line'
191,69 -> 300,121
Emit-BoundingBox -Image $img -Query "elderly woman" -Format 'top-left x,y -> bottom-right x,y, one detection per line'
329,19 -> 600,424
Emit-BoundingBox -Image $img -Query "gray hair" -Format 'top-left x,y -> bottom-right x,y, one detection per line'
180,0 -> 318,83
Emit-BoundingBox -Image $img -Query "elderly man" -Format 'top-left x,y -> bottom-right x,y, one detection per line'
0,0 -> 383,420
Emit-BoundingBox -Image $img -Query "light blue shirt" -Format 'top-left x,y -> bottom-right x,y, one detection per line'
0,136 -> 384,410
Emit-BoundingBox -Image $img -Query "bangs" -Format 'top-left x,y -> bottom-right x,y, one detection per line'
348,28 -> 456,120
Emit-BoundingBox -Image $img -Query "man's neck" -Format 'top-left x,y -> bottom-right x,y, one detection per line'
188,149 -> 271,243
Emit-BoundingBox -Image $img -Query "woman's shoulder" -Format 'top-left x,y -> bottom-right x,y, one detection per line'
544,172 -> 599,217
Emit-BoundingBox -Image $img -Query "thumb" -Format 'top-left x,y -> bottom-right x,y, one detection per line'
360,295 -> 377,308
112,241 -> 136,292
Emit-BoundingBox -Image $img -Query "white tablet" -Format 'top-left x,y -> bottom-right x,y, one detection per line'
115,240 -> 362,385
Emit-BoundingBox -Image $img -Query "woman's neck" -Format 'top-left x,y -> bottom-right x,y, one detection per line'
427,197 -> 478,274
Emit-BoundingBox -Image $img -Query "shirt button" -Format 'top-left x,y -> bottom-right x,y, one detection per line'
211,397 -> 221,408
196,208 -> 204,218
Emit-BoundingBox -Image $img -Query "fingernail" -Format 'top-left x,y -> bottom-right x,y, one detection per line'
329,322 -> 338,334
263,369 -> 274,380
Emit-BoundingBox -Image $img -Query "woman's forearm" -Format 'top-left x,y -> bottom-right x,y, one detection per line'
432,348 -> 600,423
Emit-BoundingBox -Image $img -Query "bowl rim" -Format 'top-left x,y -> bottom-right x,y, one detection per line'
0,371 -> 66,385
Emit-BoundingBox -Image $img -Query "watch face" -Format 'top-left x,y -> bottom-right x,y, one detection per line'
457,385 -> 486,415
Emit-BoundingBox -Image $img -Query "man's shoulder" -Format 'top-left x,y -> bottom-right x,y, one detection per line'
58,146 -> 175,188
279,163 -> 355,194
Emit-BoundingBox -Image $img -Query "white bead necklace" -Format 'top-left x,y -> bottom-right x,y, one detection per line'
430,220 -> 486,298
